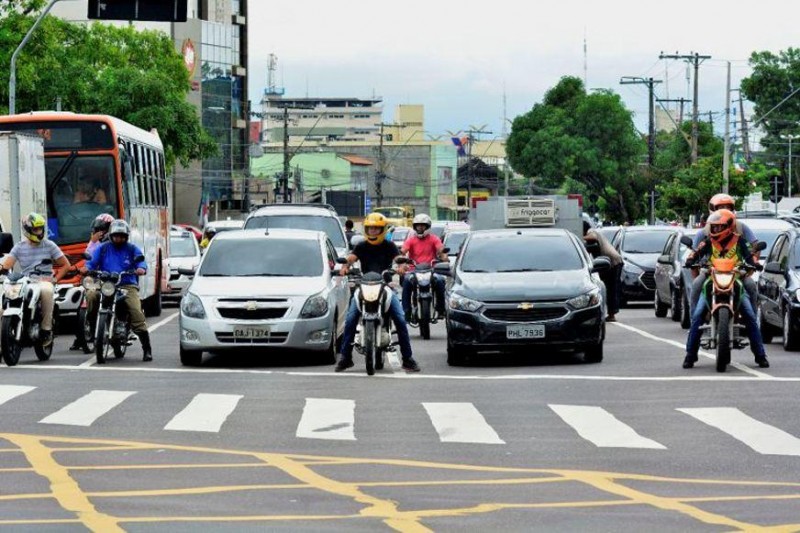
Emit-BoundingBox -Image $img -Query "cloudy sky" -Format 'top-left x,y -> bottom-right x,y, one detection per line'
247,0 -> 798,139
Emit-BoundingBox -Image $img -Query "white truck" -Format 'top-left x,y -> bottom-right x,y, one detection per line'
468,195 -> 584,236
0,131 -> 48,248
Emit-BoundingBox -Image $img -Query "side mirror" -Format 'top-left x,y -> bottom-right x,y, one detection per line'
584,241 -> 601,256
134,254 -> 145,262
680,235 -> 694,248
0,233 -> 13,255
657,254 -> 672,265
754,241 -> 767,252
177,267 -> 196,276
591,257 -> 611,273
764,261 -> 784,275
434,262 -> 453,277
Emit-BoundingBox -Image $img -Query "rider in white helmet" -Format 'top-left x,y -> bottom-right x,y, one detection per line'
400,214 -> 448,321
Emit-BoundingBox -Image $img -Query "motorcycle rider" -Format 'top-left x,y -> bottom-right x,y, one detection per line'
199,226 -> 217,251
336,212 -> 420,372
81,219 -> 153,361
0,213 -> 71,347
690,193 -> 759,316
70,213 -> 115,351
400,213 -> 448,322
683,209 -> 768,369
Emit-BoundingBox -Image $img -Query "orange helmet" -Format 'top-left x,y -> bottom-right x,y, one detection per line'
708,193 -> 735,213
363,212 -> 388,245
707,208 -> 736,243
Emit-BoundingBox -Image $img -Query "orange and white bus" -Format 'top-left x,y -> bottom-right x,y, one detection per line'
0,112 -> 170,316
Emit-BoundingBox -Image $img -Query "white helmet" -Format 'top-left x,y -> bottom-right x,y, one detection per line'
108,219 -> 130,239
412,214 -> 432,237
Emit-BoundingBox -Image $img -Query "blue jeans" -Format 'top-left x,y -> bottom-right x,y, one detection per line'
339,292 -> 413,361
686,289 -> 766,358
402,273 -> 446,314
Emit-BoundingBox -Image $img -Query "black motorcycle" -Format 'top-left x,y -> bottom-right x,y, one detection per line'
404,250 -> 448,340
84,255 -> 144,365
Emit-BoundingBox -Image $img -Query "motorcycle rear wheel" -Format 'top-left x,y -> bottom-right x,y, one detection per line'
1,316 -> 22,367
77,308 -> 95,354
33,313 -> 55,361
716,307 -> 732,373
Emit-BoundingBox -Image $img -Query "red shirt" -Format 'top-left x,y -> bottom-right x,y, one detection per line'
402,234 -> 443,269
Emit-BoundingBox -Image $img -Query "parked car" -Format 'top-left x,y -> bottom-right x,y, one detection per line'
439,228 -> 609,366
165,230 -> 201,300
178,229 -> 349,366
737,217 -> 795,275
654,227 -> 699,327
614,226 -> 677,305
244,204 -> 349,258
757,227 -> 800,350
442,229 -> 469,260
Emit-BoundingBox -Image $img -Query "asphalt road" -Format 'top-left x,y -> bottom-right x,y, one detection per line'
1,302 -> 800,531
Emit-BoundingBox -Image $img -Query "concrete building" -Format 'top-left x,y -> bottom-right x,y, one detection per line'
50,0 -> 249,225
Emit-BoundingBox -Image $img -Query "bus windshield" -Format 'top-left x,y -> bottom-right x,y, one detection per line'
46,155 -> 117,245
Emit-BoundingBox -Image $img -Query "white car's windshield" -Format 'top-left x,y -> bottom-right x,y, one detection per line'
200,239 -> 323,277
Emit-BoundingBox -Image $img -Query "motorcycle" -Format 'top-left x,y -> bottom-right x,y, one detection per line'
352,261 -> 405,376
403,250 -> 448,340
683,236 -> 766,372
0,260 -> 73,366
84,255 -> 144,365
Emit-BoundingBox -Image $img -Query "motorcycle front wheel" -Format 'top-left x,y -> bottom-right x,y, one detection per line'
95,314 -> 111,365
419,300 -> 431,340
1,316 -> 22,367
363,322 -> 375,376
716,307 -> 732,373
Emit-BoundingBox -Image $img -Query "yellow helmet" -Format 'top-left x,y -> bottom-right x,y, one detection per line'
363,212 -> 388,245
22,212 -> 47,243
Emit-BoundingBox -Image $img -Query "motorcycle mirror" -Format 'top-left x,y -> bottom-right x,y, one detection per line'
441,247 -> 450,255
134,254 -> 145,262
0,233 -> 13,255
395,257 -> 408,264
755,241 -> 767,252
679,235 -> 694,248
40,259 -> 52,266
349,267 -> 362,277
336,257 -> 348,264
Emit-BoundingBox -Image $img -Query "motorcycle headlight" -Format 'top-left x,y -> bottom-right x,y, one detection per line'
100,281 -> 117,297
360,283 -> 382,303
181,292 -> 206,319
3,281 -> 22,300
714,272 -> 734,289
623,262 -> 643,275
567,288 -> 601,310
81,276 -> 96,290
449,293 -> 483,313
300,294 -> 329,318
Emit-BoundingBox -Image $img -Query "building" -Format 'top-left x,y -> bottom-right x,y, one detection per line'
50,0 -> 249,225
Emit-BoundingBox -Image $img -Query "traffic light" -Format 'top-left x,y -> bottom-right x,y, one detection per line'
88,0 -> 188,22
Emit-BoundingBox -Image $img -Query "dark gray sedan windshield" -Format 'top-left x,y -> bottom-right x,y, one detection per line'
200,239 -> 323,277
244,215 -> 346,249
622,231 -> 673,253
461,236 -> 583,273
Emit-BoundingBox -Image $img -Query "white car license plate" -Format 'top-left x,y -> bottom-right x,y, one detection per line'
506,324 -> 545,339
233,327 -> 270,339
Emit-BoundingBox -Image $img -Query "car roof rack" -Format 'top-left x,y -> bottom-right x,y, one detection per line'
249,203 -> 337,214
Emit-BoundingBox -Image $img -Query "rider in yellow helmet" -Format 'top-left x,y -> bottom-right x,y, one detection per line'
336,212 -> 420,373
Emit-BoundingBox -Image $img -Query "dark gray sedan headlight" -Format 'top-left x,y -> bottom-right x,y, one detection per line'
567,288 -> 601,309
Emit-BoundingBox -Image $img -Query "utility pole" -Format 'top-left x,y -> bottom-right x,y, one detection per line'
282,106 -> 290,203
781,134 -> 799,198
621,76 -> 662,224
739,96 -> 751,161
660,52 -> 711,164
656,97 -> 692,146
464,126 -> 492,210
722,62 -> 731,194
374,122 -> 405,207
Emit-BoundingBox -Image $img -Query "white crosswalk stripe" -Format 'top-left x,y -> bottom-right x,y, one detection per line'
678,407 -> 800,456
549,404 -> 666,449
0,385 -> 36,406
39,390 -> 136,427
423,402 -> 505,444
164,393 -> 243,433
296,398 -> 356,441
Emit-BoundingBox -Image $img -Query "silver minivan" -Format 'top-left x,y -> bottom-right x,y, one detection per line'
179,229 -> 349,366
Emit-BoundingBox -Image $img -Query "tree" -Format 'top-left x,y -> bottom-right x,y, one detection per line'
0,11 -> 216,169
506,77 -> 647,223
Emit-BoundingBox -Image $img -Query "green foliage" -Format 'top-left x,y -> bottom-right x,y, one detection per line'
506,76 -> 647,223
0,12 -> 216,169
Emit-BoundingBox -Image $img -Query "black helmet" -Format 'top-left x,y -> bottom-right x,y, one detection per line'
91,213 -> 115,233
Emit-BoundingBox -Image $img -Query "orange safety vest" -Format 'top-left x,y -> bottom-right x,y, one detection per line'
710,233 -> 741,261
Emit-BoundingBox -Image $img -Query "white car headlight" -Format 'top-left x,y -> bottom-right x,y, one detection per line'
100,281 -> 117,297
301,294 -> 328,318
623,262 -> 643,275
567,289 -> 601,310
449,293 -> 483,313
181,292 -> 206,319
3,281 -> 22,300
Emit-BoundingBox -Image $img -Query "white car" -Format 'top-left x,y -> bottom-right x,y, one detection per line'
244,204 -> 349,258
179,229 -> 349,366
165,230 -> 201,300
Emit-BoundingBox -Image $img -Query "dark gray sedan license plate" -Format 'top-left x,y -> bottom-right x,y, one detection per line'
506,324 -> 545,339
233,327 -> 270,338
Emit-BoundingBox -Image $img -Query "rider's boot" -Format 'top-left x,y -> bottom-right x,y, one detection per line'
682,353 -> 697,369
138,331 -> 153,362
755,354 -> 770,368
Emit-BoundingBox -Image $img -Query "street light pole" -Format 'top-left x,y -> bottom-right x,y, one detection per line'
781,133 -> 799,198
9,0 -> 62,115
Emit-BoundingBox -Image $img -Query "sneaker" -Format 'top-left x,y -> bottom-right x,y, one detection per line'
69,339 -> 84,351
435,308 -> 446,320
755,356 -> 770,368
143,352 -> 153,362
606,315 -> 617,323
682,354 -> 697,369
335,358 -> 354,372
402,358 -> 421,372
40,330 -> 53,347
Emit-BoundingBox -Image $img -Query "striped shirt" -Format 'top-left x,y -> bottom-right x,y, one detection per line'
8,239 -> 64,277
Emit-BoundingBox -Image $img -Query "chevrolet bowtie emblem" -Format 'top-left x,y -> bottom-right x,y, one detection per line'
517,302 -> 534,310
246,301 -> 258,311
